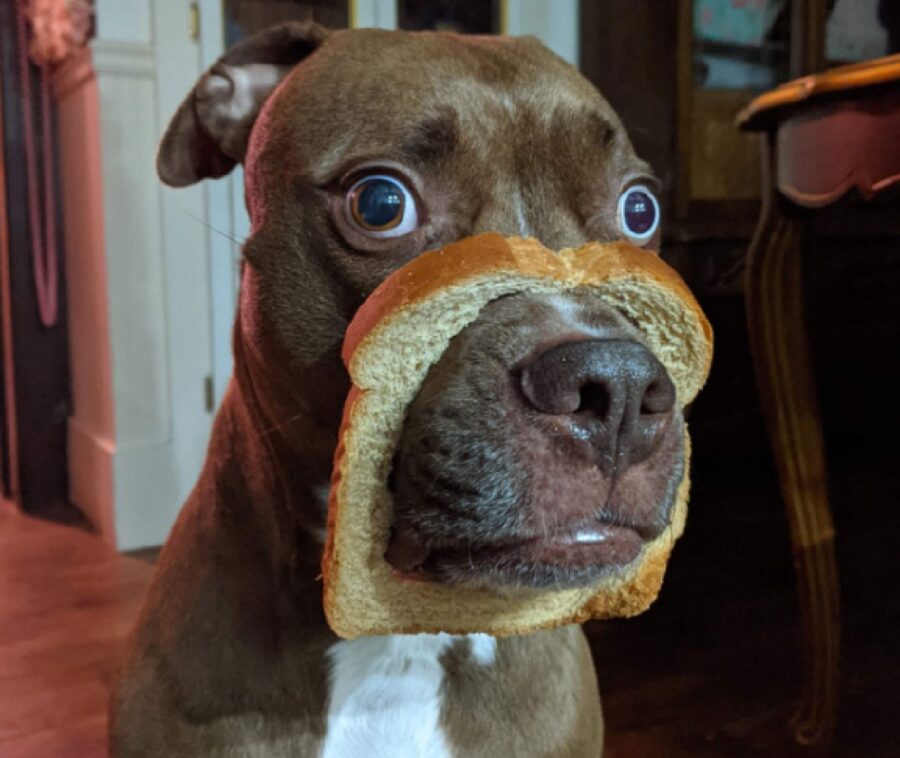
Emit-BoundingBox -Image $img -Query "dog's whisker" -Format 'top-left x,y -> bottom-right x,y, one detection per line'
180,208 -> 248,248
256,412 -> 306,439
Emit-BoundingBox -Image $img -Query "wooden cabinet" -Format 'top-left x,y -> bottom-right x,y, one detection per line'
579,0 -> 896,244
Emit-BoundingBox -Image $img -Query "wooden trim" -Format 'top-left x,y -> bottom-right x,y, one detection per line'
0,70 -> 19,501
738,54 -> 900,131
674,0 -> 693,220
790,0 -> 827,78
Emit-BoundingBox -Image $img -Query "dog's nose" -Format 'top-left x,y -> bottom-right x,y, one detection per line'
519,340 -> 676,474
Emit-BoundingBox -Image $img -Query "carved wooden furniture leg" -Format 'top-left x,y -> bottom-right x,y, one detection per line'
744,139 -> 840,749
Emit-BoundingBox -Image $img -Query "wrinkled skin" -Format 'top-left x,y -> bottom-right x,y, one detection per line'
110,23 -> 685,757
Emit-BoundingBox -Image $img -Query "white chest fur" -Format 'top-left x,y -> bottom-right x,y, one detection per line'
322,633 -> 496,758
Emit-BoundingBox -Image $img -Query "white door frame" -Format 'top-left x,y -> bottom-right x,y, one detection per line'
68,0 -> 216,548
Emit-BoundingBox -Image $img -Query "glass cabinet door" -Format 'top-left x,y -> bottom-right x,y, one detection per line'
693,0 -> 791,91
825,0 -> 898,64
681,0 -> 793,215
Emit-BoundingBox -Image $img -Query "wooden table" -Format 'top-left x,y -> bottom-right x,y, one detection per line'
737,55 -> 900,750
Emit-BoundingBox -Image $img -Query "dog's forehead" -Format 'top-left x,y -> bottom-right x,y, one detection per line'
315,28 -> 600,106
258,28 -> 628,181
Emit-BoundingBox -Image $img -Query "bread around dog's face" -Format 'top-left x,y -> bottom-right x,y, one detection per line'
324,236 -> 711,638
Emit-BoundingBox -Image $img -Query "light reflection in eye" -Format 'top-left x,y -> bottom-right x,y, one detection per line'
617,185 -> 660,245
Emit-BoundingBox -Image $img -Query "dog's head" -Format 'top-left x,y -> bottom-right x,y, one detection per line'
160,23 -> 684,591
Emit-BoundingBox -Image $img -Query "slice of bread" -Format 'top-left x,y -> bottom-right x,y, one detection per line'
323,234 -> 713,639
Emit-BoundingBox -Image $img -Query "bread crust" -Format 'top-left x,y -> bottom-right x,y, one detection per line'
324,235 -> 712,639
343,234 -> 712,396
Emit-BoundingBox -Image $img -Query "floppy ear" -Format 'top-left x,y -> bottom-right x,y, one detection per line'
157,21 -> 329,187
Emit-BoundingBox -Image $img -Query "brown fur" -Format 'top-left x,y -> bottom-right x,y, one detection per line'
110,23 -> 673,756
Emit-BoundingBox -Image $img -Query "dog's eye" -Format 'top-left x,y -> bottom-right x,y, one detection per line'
617,185 -> 660,246
346,175 -> 418,238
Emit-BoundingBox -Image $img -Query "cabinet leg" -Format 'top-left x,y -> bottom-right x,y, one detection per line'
745,201 -> 840,749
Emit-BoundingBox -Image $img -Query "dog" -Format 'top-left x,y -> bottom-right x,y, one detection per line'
109,22 -> 683,757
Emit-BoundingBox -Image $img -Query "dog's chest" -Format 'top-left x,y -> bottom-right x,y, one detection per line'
322,633 -> 495,758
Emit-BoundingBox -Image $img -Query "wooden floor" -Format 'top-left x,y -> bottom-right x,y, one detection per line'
1,451 -> 897,757
0,502 -> 153,758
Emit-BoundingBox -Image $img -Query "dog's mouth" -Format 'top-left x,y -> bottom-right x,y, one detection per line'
383,400 -> 686,591
384,516 -> 654,589
383,412 -> 686,590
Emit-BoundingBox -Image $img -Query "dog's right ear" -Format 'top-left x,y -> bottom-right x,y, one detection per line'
157,21 -> 329,187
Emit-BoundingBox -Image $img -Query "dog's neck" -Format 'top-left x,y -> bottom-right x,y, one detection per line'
220,334 -> 331,570
226,261 -> 353,543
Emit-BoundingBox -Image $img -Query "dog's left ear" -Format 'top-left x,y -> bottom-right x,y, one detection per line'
157,21 -> 329,187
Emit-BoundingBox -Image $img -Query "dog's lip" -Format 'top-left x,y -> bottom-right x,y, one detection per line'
385,521 -> 647,582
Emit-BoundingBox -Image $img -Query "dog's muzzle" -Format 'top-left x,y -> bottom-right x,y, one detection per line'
384,291 -> 686,590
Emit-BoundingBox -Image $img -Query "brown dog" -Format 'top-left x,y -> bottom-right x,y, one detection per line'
110,23 -> 679,757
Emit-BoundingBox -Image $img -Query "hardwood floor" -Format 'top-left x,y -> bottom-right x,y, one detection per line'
1,445 -> 897,757
0,502 -> 153,758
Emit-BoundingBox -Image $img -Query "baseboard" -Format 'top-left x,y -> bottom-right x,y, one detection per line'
67,417 -> 116,546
